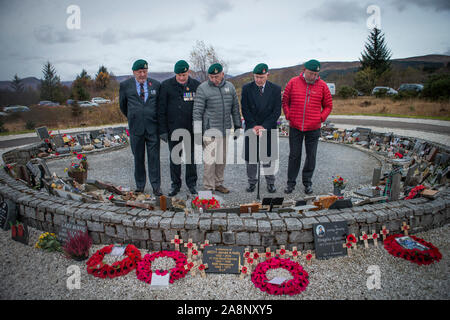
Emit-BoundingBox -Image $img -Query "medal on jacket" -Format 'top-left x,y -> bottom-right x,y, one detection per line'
183,92 -> 194,101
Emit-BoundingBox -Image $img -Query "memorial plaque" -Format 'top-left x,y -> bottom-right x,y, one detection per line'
90,130 -> 101,139
51,134 -> 65,148
313,221 -> 348,259
77,133 -> 91,146
203,246 -> 244,274
11,221 -> 29,245
0,199 -> 17,231
36,127 -> 50,140
58,222 -> 88,245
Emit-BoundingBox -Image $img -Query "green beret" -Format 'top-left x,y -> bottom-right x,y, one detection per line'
208,63 -> 223,75
304,59 -> 320,72
174,60 -> 189,74
132,59 -> 148,71
253,63 -> 269,74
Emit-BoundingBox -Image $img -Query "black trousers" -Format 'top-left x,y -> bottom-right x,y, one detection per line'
168,133 -> 197,189
130,130 -> 161,191
287,127 -> 320,188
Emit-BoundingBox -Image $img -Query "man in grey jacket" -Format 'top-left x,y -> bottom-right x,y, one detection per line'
193,63 -> 241,193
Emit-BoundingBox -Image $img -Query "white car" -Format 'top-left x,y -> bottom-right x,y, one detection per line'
3,105 -> 31,112
371,86 -> 398,96
78,101 -> 99,107
91,97 -> 111,104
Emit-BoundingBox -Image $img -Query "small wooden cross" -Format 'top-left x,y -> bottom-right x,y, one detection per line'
380,225 -> 390,241
360,231 -> 370,248
191,244 -> 201,260
184,238 -> 195,259
170,235 -> 183,251
264,247 -> 273,260
371,230 -> 379,247
305,250 -> 315,265
245,255 -> 257,273
348,233 -> 358,250
252,249 -> 260,262
401,222 -> 410,235
343,241 -> 353,256
184,260 -> 196,276
239,264 -> 249,279
289,247 -> 301,261
200,240 -> 210,250
276,245 -> 289,259
243,248 -> 251,260
197,262 -> 208,278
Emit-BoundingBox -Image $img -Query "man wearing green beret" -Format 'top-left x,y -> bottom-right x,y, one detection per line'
241,63 -> 281,193
119,59 -> 163,196
282,59 -> 333,195
159,60 -> 200,196
193,63 -> 242,194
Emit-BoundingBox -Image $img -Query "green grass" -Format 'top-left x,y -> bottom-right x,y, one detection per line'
332,113 -> 450,121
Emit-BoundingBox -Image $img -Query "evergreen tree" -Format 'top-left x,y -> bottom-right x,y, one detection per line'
71,69 -> 91,101
40,61 -> 65,102
10,74 -> 24,93
360,28 -> 392,76
95,65 -> 110,90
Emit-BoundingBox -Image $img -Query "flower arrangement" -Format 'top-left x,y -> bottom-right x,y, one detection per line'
251,257 -> 309,296
62,230 -> 92,261
86,244 -> 142,279
191,196 -> 220,210
136,251 -> 188,285
64,152 -> 88,173
383,234 -> 442,266
332,176 -> 347,188
35,232 -> 62,252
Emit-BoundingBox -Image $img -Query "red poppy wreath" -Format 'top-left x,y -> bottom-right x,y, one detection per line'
136,251 -> 188,284
86,244 -> 142,279
251,257 -> 309,296
384,234 -> 442,265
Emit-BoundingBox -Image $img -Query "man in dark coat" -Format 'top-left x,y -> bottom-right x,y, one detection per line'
241,63 -> 281,193
159,60 -> 200,196
119,59 -> 163,196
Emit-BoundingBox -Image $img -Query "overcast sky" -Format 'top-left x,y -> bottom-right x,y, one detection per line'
0,0 -> 449,81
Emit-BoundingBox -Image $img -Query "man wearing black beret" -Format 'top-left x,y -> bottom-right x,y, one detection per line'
241,63 -> 281,193
159,60 -> 200,196
119,59 -> 163,196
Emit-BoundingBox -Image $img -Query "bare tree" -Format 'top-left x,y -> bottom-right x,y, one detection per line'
189,40 -> 228,82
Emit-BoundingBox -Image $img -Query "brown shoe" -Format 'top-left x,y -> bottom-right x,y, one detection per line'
215,185 -> 230,194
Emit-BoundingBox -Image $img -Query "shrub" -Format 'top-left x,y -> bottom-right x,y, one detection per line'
337,86 -> 358,99
62,230 -> 92,260
25,120 -> 36,130
374,88 -> 389,98
422,74 -> 450,100
0,119 -> 7,133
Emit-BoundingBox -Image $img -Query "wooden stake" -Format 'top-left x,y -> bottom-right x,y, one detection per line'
371,230 -> 379,247
360,231 -> 369,248
343,241 -> 353,256
170,235 -> 183,251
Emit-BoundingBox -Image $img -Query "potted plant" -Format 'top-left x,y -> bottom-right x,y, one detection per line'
191,196 -> 220,212
332,176 -> 347,196
35,232 -> 62,252
62,230 -> 92,261
65,152 -> 88,184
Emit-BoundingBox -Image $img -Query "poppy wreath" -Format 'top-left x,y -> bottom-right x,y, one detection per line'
383,234 -> 442,266
136,251 -> 188,284
86,244 -> 142,279
251,257 -> 309,296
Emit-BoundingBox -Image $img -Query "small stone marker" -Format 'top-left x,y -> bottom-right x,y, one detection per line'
170,235 -> 183,251
380,225 -> 390,241
371,230 -> 379,247
305,250 -> 315,265
401,222 -> 410,235
360,231 -> 370,248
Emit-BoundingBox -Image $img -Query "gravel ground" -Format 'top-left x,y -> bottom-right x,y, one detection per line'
0,224 -> 448,300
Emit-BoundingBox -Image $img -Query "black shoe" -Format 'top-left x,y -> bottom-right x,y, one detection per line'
304,186 -> 313,195
267,184 -> 276,193
134,188 -> 144,194
153,188 -> 163,197
188,186 -> 198,195
168,186 -> 180,197
284,186 -> 295,194
246,184 -> 256,192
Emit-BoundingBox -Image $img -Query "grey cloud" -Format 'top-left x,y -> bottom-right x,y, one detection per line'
389,0 -> 450,12
33,25 -> 80,44
204,0 -> 233,21
305,1 -> 369,23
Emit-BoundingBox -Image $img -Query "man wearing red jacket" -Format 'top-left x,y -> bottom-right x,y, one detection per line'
282,59 -> 333,195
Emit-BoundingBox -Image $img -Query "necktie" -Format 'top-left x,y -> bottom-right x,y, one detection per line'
140,83 -> 145,102
259,86 -> 264,95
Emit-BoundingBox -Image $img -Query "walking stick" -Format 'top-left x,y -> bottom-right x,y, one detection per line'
256,134 -> 261,200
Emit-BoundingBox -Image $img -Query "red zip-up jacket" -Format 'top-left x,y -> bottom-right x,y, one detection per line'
282,73 -> 333,132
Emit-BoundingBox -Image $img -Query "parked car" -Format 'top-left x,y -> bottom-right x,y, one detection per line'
39,100 -> 59,106
0,111 -> 8,116
66,99 -> 75,105
3,105 -> 31,113
78,101 -> 99,107
371,86 -> 398,96
91,97 -> 111,104
398,83 -> 424,93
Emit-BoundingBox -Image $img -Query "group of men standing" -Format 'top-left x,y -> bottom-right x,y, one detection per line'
119,58 -> 333,197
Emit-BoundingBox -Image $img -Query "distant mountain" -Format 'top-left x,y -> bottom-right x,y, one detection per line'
0,77 -> 41,91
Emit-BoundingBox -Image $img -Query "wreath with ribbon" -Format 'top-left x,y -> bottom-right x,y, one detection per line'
384,234 -> 442,265
251,257 -> 309,296
136,251 -> 188,284
86,244 -> 142,279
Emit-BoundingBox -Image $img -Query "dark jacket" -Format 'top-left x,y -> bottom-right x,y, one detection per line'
241,80 -> 282,162
119,77 -> 161,136
159,76 -> 200,135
